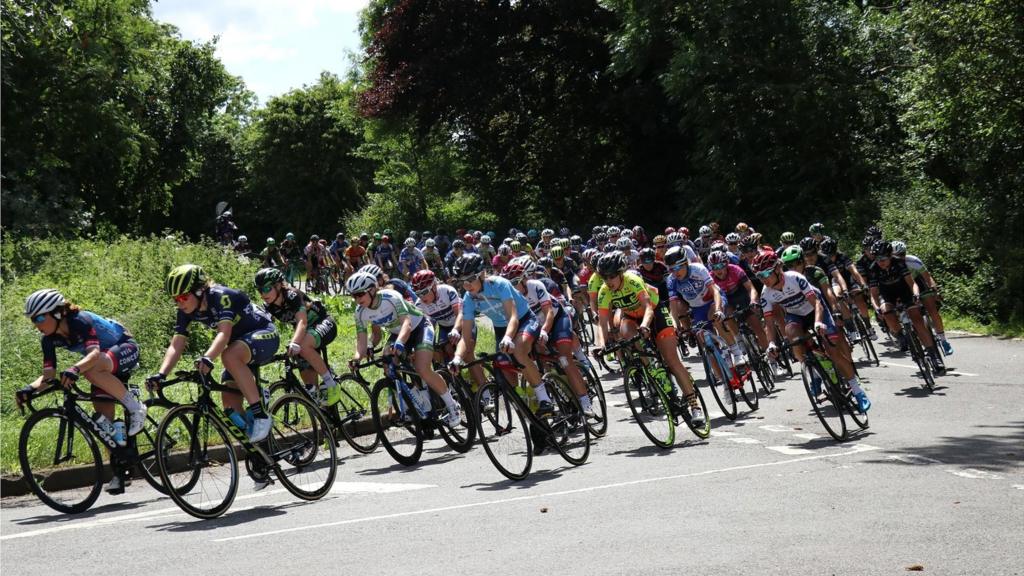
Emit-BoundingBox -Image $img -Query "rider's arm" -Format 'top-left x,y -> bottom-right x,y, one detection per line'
354,331 -> 368,361
292,308 -> 308,349
849,264 -> 868,288
640,291 -> 655,331
503,299 -> 520,336
454,317 -> 475,362
157,334 -> 188,375
203,321 -> 233,361
394,314 -> 414,349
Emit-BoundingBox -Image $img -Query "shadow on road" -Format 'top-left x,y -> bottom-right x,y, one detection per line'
355,453 -> 463,476
869,421 -> 1024,473
148,500 -> 318,532
461,467 -> 568,491
12,498 -> 155,525
894,385 -> 948,398
607,440 -> 708,458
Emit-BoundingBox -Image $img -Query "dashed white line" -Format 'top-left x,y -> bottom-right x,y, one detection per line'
793,433 -> 821,440
728,437 -> 762,444
880,361 -> 978,377
946,469 -> 1003,480
767,446 -> 813,455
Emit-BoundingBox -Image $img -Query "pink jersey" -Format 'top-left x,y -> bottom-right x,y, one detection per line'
712,264 -> 748,295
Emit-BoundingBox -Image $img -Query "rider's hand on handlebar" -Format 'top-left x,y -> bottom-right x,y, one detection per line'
814,321 -> 828,336
499,335 -> 516,354
767,341 -> 779,358
195,356 -> 215,375
287,342 -> 302,357
60,366 -> 81,389
145,373 -> 165,392
14,385 -> 34,412
639,325 -> 652,339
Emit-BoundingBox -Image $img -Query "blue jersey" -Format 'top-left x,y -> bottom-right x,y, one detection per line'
375,243 -> 395,263
399,247 -> 424,274
175,285 -> 273,340
461,276 -> 531,328
385,278 -> 420,303
41,310 -> 128,370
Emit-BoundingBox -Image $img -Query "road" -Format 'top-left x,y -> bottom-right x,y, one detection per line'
2,333 -> 1022,576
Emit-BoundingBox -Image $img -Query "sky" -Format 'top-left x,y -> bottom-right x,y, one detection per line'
151,0 -> 370,104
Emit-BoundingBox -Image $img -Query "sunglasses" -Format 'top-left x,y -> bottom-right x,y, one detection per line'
351,291 -> 369,299
509,276 -> 524,286
756,269 -> 775,279
415,287 -> 432,296
31,313 -> 48,324
259,285 -> 275,294
669,264 -> 686,272
877,256 -> 891,262
174,293 -> 191,304
711,262 -> 728,270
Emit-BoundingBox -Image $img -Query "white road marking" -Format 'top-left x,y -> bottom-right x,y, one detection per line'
0,482 -> 436,541
711,431 -> 739,437
887,454 -> 943,465
946,469 -> 1003,480
766,446 -> 813,455
793,433 -> 821,440
1012,485 -> 1024,491
212,444 -> 881,542
880,361 -> 978,377
760,425 -> 798,433
729,437 -> 762,444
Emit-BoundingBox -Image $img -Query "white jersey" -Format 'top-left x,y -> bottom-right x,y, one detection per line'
667,263 -> 716,308
760,271 -> 816,317
521,279 -> 553,315
355,289 -> 424,335
415,284 -> 461,327
683,244 -> 700,264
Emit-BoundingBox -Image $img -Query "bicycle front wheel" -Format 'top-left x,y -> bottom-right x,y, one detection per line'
701,349 -> 737,420
19,409 -> 103,514
434,371 -> 476,453
622,365 -> 675,449
801,363 -> 848,442
331,375 -> 378,454
579,361 -> 608,437
546,378 -> 590,466
156,405 -> 238,519
134,409 -> 169,494
909,331 -> 936,392
270,394 -> 337,500
737,366 -> 759,411
370,378 -> 423,466
475,381 -> 532,481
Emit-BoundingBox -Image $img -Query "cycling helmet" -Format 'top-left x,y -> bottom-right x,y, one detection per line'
502,237 -> 513,245
707,250 -> 730,268
358,264 -> 384,280
592,225 -> 603,235
621,228 -> 633,239
527,229 -> 539,240
652,234 -> 667,247
285,232 -> 295,240
360,232 -> 370,241
453,253 -> 485,279
582,248 -> 597,264
664,227 -> 676,235
452,239 -> 466,250
891,240 -> 907,257
410,230 -> 419,239
346,272 -> 377,295
237,235 -> 248,243
501,260 -> 527,281
266,237 -> 276,246
569,235 -> 582,247
537,257 -> 554,270
799,236 -> 818,252
809,222 -> 825,235
25,289 -> 65,317
425,238 -> 436,248
663,246 -> 687,268
422,230 -> 433,238
861,236 -> 876,248
781,245 -> 804,264
699,225 -> 712,237
498,244 -> 511,256
639,247 -> 656,263
336,232 -> 344,239
607,226 -> 621,237
165,264 -> 207,297
597,251 -> 627,277
411,270 -> 436,293
516,232 -> 528,243
735,222 -> 749,234
871,240 -> 893,258
594,232 -> 608,243
819,237 -> 838,256
748,232 -> 764,245
373,232 -> 381,240
633,225 -> 645,236
551,245 -> 565,259
541,228 -> 554,238
710,241 -> 728,253
751,252 -> 779,273
589,251 -> 602,269
310,234 -> 319,242
666,232 -> 684,246
739,235 -> 758,251
510,240 -> 522,252
616,237 -> 632,250
404,237 -> 416,247
558,238 -> 571,248
725,232 -> 741,244
679,227 -> 690,238
254,267 -> 285,291
381,235 -> 391,243
865,225 -> 883,240
480,235 -> 491,244
780,231 -> 796,243
383,228 -> 393,236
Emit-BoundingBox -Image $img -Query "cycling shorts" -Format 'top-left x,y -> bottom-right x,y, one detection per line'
221,327 -> 280,385
494,312 -> 541,350
879,283 -> 914,308
306,317 -> 337,350
387,319 -> 436,353
691,292 -> 729,324
785,310 -> 839,342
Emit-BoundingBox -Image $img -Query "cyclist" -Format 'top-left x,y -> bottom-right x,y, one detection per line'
359,263 -> 418,303
149,265 -> 280,442
255,268 -> 341,406
17,289 -> 147,494
398,237 -> 426,280
819,236 -> 876,341
233,235 -> 253,257
374,235 -> 397,276
595,251 -> 704,424
304,235 -> 326,292
328,233 -> 348,272
412,270 -> 463,364
754,252 -> 871,412
260,237 -> 286,269
892,240 -> 952,355
422,238 -> 445,272
868,240 -> 945,374
448,253 -> 553,415
346,272 -> 462,426
707,250 -> 770,353
345,236 -> 368,274
502,259 -> 594,416
280,232 -> 302,284
478,235 -> 496,265
809,222 -> 826,244
777,231 -> 796,255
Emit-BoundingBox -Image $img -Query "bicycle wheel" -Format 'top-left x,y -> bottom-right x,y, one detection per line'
134,409 -> 169,494
801,362 -> 848,442
842,383 -> 870,431
677,383 -> 711,439
331,374 -> 378,454
579,361 -> 608,437
269,393 -> 337,500
370,378 -> 423,466
545,377 -> 590,466
701,349 -> 737,420
19,409 -> 103,514
854,315 -> 880,366
737,365 -> 759,411
475,381 -> 532,480
622,364 -> 675,449
156,405 -> 238,519
908,331 -> 936,392
433,371 -> 476,453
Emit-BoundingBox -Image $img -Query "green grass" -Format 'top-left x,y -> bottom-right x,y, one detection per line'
941,313 -> 1024,340
1,235 -> 495,475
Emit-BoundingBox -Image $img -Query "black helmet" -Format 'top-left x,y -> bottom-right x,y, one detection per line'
865,225 -> 883,240
597,251 -> 626,278
452,253 -> 484,279
819,236 -> 838,256
861,236 -> 876,248
254,267 -> 285,291
452,239 -> 466,250
871,240 -> 892,257
799,236 -> 818,252
537,256 -> 554,269
663,246 -> 687,268
639,247 -> 656,263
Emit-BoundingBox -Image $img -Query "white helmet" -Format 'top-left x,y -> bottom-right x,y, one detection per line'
25,289 -> 65,318
725,232 -> 741,243
607,226 -> 621,237
425,238 -> 436,248
480,235 -> 491,244
891,240 -> 907,257
346,272 -> 378,295
699,225 -> 712,237
358,264 -> 383,279
238,235 -> 247,243
666,232 -> 684,246
541,228 -> 554,238
404,237 -> 416,247
616,237 -> 632,249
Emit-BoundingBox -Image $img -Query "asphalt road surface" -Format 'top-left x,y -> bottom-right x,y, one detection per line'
2,332 -> 1022,576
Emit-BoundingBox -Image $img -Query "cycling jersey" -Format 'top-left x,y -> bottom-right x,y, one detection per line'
903,255 -> 927,279
399,246 -> 424,275
824,251 -> 856,286
375,242 -> 395,265
760,271 -> 815,317
423,248 -> 444,271
175,285 -> 274,340
711,264 -> 749,296
667,264 -> 716,308
855,253 -> 875,285
801,264 -> 831,293
262,288 -> 328,327
328,240 -> 347,260
553,258 -> 578,288
521,278 -> 555,315
868,259 -> 911,290
587,271 -> 604,297
416,283 -> 462,328
354,288 -> 424,335
638,261 -> 671,304
597,271 -> 659,319
384,278 -> 419,303
41,311 -> 130,371
345,244 -> 366,266
461,276 -> 531,328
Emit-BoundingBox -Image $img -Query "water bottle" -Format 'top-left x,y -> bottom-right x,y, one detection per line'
816,352 -> 839,385
112,420 -> 127,447
650,366 -> 673,394
413,386 -> 431,415
224,408 -> 247,432
94,414 -> 115,445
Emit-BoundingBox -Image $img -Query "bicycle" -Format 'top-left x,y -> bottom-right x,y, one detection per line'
730,305 -> 775,395
689,320 -> 759,420
368,354 -> 476,467
465,352 -> 590,481
597,334 -> 711,448
894,303 -> 936,391
842,288 -> 880,366
265,353 -> 377,454
571,288 -> 596,348
786,334 -> 869,441
17,379 -> 165,514
531,345 -> 609,438
153,367 -> 337,519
